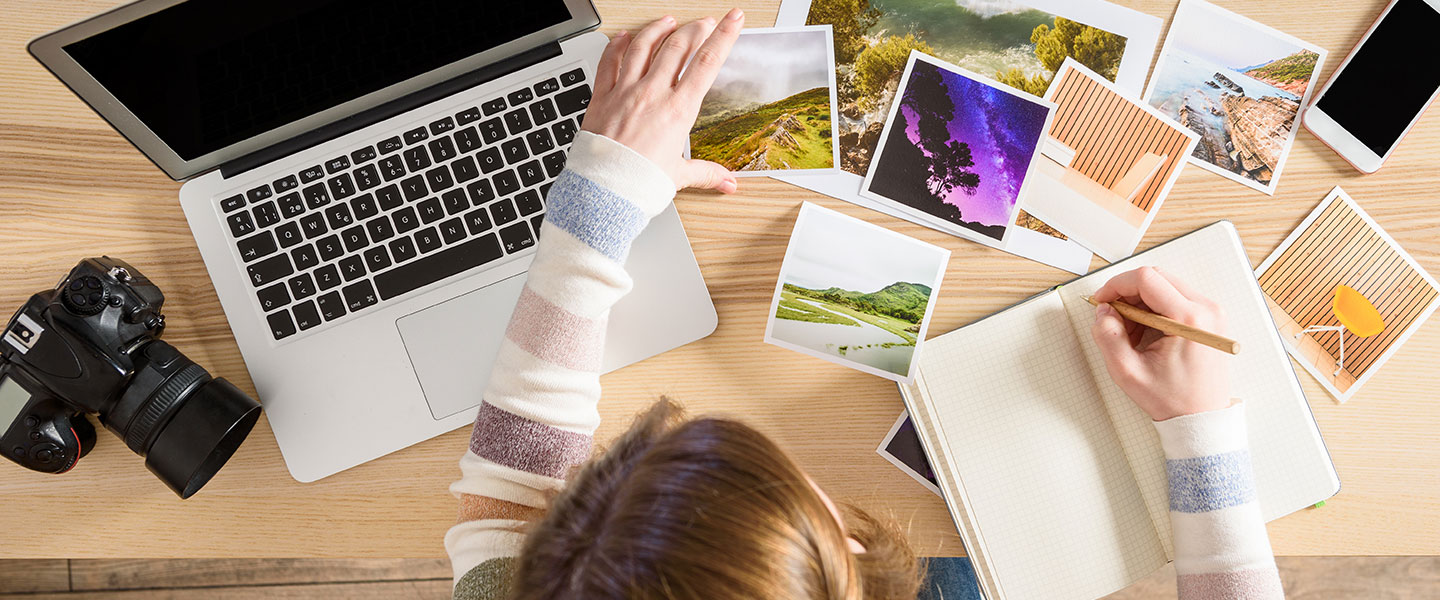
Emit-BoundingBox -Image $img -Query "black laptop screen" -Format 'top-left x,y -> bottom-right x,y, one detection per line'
64,0 -> 572,160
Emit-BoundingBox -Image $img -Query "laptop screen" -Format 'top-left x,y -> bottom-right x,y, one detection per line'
62,0 -> 573,161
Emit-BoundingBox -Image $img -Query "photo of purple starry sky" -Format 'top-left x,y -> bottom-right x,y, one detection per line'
866,57 -> 1052,241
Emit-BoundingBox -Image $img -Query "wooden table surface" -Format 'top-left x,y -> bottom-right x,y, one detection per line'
1,0 -> 1436,558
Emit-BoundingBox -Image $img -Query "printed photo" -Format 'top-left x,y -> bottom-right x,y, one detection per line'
764,202 -> 949,382
1255,187 -> 1440,403
861,53 -> 1053,245
689,26 -> 839,176
877,411 -> 941,497
1019,59 -> 1198,262
1142,0 -> 1327,195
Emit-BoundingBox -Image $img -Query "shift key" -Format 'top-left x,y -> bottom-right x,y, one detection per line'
246,254 -> 293,287
374,233 -> 503,300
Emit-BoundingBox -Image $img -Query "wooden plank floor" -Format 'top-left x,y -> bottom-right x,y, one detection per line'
0,558 -> 1435,598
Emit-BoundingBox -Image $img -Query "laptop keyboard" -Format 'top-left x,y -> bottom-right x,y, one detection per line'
220,67 -> 591,341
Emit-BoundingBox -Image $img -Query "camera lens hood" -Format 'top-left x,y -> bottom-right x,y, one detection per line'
143,378 -> 260,499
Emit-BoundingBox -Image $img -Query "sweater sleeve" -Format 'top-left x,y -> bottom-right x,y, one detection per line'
444,131 -> 676,599
1152,403 -> 1285,599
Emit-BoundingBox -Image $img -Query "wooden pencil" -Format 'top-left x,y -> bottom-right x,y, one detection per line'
1083,295 -> 1242,355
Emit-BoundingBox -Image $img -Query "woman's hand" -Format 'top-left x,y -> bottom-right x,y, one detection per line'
581,10 -> 745,194
1089,267 -> 1231,421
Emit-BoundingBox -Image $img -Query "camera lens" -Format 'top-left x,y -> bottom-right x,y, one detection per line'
102,340 -> 261,498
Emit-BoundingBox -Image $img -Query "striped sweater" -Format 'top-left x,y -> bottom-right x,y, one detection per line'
444,131 -> 1283,600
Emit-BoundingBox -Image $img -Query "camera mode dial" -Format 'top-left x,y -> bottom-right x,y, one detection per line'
61,275 -> 109,316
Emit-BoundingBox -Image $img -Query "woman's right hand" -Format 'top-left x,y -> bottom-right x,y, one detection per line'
1089,267 -> 1232,421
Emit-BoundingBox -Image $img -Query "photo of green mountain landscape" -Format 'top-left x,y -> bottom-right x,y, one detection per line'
690,28 -> 837,172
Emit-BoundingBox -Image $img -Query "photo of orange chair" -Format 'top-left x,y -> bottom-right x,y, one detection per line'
1295,285 -> 1384,376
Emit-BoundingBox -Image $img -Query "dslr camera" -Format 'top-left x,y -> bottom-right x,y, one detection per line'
0,257 -> 261,498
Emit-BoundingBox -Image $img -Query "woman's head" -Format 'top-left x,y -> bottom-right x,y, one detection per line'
511,399 -> 920,600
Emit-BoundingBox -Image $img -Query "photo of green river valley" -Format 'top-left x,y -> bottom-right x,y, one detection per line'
774,281 -> 930,376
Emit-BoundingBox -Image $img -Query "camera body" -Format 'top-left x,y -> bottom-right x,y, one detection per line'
0,257 -> 261,497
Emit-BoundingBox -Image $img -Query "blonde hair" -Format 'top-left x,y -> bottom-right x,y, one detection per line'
510,399 -> 921,599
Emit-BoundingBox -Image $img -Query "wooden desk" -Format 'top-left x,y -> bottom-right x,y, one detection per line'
1,0 -> 1436,558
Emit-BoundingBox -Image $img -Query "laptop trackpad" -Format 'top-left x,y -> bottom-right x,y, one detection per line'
396,274 -> 526,420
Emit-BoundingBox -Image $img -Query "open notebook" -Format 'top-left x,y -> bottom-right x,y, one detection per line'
901,222 -> 1338,600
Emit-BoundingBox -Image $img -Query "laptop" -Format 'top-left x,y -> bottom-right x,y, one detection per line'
28,0 -> 718,482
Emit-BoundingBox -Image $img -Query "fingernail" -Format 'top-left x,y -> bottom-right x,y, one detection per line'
721,178 -> 738,194
662,15 -> 675,24
727,8 -> 744,21
702,16 -> 716,26
1096,304 -> 1111,317
616,30 -> 628,38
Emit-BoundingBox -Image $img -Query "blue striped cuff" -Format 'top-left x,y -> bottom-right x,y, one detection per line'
544,170 -> 649,263
1166,449 -> 1257,513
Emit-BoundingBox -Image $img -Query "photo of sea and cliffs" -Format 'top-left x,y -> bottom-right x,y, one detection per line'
1144,0 -> 1325,193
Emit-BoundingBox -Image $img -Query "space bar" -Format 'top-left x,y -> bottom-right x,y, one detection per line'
374,233 -> 505,300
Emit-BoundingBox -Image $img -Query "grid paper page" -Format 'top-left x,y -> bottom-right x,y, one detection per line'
1056,222 -> 1340,558
913,292 -> 1167,600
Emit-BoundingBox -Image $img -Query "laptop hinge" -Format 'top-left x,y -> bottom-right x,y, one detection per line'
219,42 -> 563,179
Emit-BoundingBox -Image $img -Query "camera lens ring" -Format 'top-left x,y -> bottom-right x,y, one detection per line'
123,362 -> 208,453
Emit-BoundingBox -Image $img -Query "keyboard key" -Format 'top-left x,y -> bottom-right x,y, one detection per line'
491,198 -> 518,225
517,160 -> 545,187
428,136 -> 456,162
325,156 -> 350,174
481,97 -> 506,116
515,190 -> 543,217
350,145 -> 378,164
503,109 -> 532,136
350,193 -> 379,220
273,175 -> 299,193
365,216 -> 396,243
392,206 -> 420,233
403,145 -> 431,171
559,68 -> 585,87
275,222 -> 304,248
237,231 -> 277,262
353,164 -> 381,190
534,77 -> 560,96
529,98 -> 557,126
417,198 -> 445,224
499,221 -> 536,254
267,310 -> 297,340
247,185 -> 273,203
507,87 -> 534,106
401,175 -> 428,201
293,300 -> 321,330
375,184 -> 404,210
221,194 -> 246,213
246,254 -> 293,287
227,212 -> 255,237
256,283 -> 290,312
316,234 -> 344,261
343,280 -> 379,312
425,165 -> 455,192
316,291 -> 346,320
464,208 -> 492,234
526,128 -> 555,155
456,106 -> 482,125
479,118 -> 506,144
374,233 -> 503,300
540,182 -> 552,199
439,217 -> 467,244
292,244 -> 320,271
325,203 -> 354,229
299,165 -> 326,183
300,213 -> 328,239
379,155 -> 407,181
467,179 -> 495,205
252,201 -> 281,228
429,116 -> 455,135
542,151 -> 567,178
278,192 -> 306,219
403,127 -> 428,145
502,138 -> 528,164
339,255 -> 366,281
476,148 -> 503,174
288,273 -> 316,300
451,155 -> 479,183
388,236 -> 418,263
556,85 -> 590,116
377,136 -> 404,154
414,227 -> 442,253
303,184 -> 331,210
454,127 -> 483,153
552,119 -> 578,145
314,264 -> 342,291
327,173 -> 356,200
364,246 -> 392,271
531,214 -> 544,237
494,170 -> 520,196
341,225 -> 369,253
441,189 -> 469,215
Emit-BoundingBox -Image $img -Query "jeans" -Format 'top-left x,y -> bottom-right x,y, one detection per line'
917,557 -> 983,600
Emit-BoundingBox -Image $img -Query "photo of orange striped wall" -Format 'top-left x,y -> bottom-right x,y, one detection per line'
1257,189 -> 1439,399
